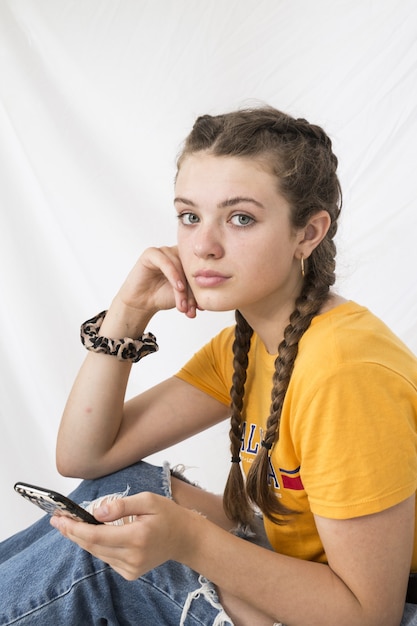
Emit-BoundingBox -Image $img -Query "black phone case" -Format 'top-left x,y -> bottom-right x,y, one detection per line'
14,482 -> 103,524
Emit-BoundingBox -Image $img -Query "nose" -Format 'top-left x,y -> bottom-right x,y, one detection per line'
193,225 -> 224,259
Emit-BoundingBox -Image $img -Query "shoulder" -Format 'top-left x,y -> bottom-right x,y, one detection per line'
288,299 -> 417,425
299,299 -> 417,378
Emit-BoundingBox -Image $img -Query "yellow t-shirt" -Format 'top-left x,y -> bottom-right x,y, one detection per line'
175,301 -> 417,569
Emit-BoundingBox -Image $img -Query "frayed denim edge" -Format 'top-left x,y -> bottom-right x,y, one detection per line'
180,575 -> 234,626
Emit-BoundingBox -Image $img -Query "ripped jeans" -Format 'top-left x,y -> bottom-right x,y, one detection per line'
0,461 -> 235,626
1,461 -> 417,626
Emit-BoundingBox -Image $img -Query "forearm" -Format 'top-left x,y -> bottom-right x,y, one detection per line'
56,246 -> 200,477
170,483 -> 340,625
56,299 -> 153,477
179,514 -> 387,626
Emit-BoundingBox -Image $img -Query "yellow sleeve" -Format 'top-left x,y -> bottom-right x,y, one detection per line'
174,326 -> 235,406
294,361 -> 417,519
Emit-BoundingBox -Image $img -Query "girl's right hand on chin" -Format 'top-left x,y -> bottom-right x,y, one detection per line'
117,246 -> 199,319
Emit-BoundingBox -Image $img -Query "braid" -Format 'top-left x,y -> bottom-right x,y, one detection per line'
246,276 -> 331,523
223,310 -> 254,525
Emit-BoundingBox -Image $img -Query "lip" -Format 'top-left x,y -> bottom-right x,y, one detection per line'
193,270 -> 230,288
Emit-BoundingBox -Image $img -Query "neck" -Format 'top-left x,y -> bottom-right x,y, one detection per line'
241,291 -> 344,355
238,276 -> 304,354
239,303 -> 295,355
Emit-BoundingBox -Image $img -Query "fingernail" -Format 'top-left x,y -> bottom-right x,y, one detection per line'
50,516 -> 59,529
96,505 -> 109,516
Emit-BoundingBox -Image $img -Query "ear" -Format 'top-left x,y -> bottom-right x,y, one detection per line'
295,210 -> 331,259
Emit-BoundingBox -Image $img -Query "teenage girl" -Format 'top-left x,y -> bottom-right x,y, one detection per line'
1,106 -> 417,626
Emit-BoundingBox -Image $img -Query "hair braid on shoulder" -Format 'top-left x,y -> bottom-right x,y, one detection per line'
246,277 -> 330,524
223,310 -> 254,525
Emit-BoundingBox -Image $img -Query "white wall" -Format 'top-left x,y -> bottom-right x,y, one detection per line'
1,0 -> 416,541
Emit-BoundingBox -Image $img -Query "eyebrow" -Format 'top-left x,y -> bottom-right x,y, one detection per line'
174,196 -> 265,209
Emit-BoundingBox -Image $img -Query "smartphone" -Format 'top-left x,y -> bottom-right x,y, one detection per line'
14,482 -> 103,524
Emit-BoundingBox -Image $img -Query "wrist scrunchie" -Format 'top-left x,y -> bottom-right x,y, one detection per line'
80,310 -> 158,363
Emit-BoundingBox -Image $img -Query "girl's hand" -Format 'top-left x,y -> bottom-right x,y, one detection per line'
49,493 -> 198,580
116,246 -> 199,319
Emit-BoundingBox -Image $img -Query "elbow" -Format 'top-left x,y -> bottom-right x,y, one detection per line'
55,440 -> 77,477
56,454 -> 83,479
55,445 -> 113,480
55,432 -> 79,477
55,448 -> 95,480
56,459 -> 99,480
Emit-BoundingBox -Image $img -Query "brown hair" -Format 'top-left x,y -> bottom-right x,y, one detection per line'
177,106 -> 342,525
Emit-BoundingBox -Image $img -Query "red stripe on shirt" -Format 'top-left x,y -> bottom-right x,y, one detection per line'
281,474 -> 304,490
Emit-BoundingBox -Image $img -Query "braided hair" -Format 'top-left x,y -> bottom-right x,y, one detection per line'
177,107 -> 342,525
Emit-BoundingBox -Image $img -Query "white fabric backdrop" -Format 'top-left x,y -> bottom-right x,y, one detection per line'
1,0 -> 416,541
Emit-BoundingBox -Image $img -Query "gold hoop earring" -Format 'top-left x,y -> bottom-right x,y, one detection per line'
300,255 -> 305,278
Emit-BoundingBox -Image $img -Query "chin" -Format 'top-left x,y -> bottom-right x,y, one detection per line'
195,297 -> 235,313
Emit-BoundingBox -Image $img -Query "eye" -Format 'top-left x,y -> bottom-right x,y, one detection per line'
177,212 -> 200,225
229,214 -> 255,227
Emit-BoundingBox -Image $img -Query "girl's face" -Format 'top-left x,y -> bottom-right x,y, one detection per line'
175,152 -> 306,321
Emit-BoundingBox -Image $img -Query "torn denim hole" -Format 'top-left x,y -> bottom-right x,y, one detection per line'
180,575 -> 234,626
80,486 -> 136,526
170,463 -> 202,489
79,462 -> 174,525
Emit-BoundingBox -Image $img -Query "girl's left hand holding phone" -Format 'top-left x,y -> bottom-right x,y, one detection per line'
50,492 -> 199,580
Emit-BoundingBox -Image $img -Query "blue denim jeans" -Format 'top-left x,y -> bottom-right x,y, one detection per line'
0,461 -> 233,626
1,460 -> 417,626
403,604 -> 417,626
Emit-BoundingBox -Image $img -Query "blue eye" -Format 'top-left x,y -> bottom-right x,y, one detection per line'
230,214 -> 254,227
178,212 -> 200,225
